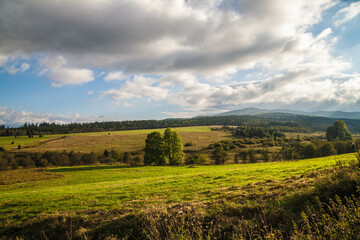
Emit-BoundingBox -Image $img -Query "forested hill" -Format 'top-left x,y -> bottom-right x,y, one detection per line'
1,113 -> 360,136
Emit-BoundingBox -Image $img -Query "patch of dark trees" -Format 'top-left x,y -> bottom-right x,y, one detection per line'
208,137 -> 359,164
2,113 -> 360,136
231,126 -> 285,138
0,149 -> 142,171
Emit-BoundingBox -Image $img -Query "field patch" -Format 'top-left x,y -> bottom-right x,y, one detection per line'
17,126 -> 229,153
0,135 -> 59,150
0,169 -> 63,185
0,153 -> 355,233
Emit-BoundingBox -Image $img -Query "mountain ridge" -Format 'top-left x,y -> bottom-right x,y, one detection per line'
213,107 -> 360,119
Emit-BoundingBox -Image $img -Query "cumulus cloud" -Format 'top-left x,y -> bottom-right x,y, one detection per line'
42,56 -> 94,87
0,54 -> 8,66
170,71 -> 360,111
104,71 -> 126,81
124,102 -> 132,108
1,56 -> 31,74
0,0 -> 358,114
334,1 -> 360,26
161,111 -> 204,119
158,73 -> 198,87
101,76 -> 168,102
0,106 -> 98,127
0,0 -> 335,75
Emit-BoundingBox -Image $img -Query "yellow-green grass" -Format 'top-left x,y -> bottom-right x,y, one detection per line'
67,126 -> 215,136
0,135 -> 60,150
7,126 -> 230,153
0,153 -> 355,227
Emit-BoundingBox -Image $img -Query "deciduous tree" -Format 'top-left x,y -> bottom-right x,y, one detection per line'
163,128 -> 184,165
144,131 -> 167,165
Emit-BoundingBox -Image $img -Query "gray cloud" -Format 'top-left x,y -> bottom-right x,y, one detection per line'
0,0 -> 334,75
1,0 -> 359,114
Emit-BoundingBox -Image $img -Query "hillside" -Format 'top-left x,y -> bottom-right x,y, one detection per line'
0,153 -> 357,239
215,107 -> 360,119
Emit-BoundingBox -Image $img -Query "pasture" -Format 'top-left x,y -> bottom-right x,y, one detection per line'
0,153 -> 355,238
0,126 -> 230,153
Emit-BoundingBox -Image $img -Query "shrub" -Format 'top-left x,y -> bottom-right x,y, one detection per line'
8,159 -> 19,169
0,157 -> 7,171
123,152 -> 131,164
38,159 -> 49,168
291,195 -> 360,239
19,157 -> 35,168
186,153 -> 210,165
212,147 -> 228,164
130,156 -> 143,166
184,142 -> 195,147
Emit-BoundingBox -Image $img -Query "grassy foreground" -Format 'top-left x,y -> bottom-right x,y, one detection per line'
0,153 -> 356,239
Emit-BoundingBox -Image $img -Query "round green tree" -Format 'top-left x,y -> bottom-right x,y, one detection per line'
326,120 -> 352,141
144,131 -> 167,165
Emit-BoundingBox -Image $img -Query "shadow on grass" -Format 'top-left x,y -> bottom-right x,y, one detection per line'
48,165 -> 139,173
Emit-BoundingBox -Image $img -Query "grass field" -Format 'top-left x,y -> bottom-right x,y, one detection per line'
0,126 -> 230,153
0,153 -> 355,234
0,135 -> 60,150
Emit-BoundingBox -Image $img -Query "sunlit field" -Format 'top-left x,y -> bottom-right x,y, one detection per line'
0,153 -> 355,234
0,126 -> 230,153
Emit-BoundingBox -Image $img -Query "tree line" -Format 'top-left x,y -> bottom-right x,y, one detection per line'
231,126 -> 285,138
2,113 -> 360,137
0,149 -> 142,171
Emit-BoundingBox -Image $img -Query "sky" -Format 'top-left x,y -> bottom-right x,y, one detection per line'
0,0 -> 360,126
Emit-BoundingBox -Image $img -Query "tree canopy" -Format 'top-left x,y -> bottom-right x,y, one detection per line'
144,128 -> 184,165
144,131 -> 167,165
163,128 -> 184,165
326,120 -> 352,141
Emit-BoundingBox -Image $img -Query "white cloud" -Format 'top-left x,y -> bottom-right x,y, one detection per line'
170,71 -> 360,111
334,1 -> 360,26
104,71 -> 126,81
101,75 -> 168,102
0,54 -> 8,66
124,102 -> 132,108
20,63 -> 30,72
3,58 -> 31,74
87,91 -> 94,95
1,0 -> 359,113
158,73 -> 197,87
0,106 -> 98,127
161,111 -> 202,119
43,56 -> 94,87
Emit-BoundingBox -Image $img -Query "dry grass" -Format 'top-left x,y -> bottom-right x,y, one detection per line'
19,128 -> 231,153
0,169 -> 63,185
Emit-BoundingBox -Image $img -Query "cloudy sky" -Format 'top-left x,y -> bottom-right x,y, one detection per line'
1,0 -> 360,126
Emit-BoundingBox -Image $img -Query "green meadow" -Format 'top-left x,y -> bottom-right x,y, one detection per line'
0,153 -> 355,230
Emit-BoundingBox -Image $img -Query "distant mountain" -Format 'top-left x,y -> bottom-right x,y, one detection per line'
214,107 -> 270,116
215,108 -> 360,119
310,111 -> 360,119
